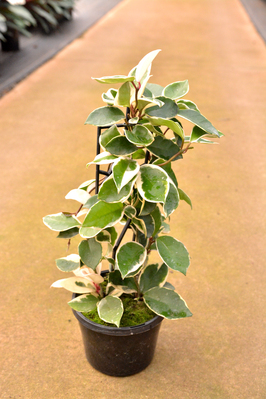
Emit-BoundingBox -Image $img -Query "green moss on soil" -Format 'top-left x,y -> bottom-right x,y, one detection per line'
82,295 -> 156,327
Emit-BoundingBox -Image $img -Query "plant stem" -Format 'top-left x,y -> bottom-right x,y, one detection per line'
157,143 -> 192,167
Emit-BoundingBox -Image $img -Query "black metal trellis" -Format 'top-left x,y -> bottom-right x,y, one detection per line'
94,108 -> 150,266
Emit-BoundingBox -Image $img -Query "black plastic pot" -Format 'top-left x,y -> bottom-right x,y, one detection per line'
72,295 -> 163,377
1,30 -> 19,52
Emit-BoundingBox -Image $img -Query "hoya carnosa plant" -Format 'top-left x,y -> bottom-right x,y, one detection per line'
43,50 -> 222,328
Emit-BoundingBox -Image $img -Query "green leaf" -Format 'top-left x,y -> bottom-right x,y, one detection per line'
144,287 -> 192,319
85,106 -> 125,127
151,206 -> 162,237
57,227 -> 79,239
147,117 -> 184,140
178,188 -> 192,209
156,236 -> 190,275
102,89 -> 117,105
132,217 -> 147,236
147,136 -> 182,161
177,99 -> 200,112
139,200 -> 156,216
104,227 -> 118,246
125,125 -> 154,146
131,149 -> 146,159
124,205 -> 136,219
52,277 -> 95,294
56,254 -> 80,272
97,296 -> 123,327
89,151 -> 118,165
163,80 -> 189,100
43,213 -> 80,232
153,159 -> 178,188
82,201 -> 124,229
68,294 -> 98,312
98,176 -> 135,203
79,238 -> 102,270
80,227 -> 102,239
163,182 -> 179,217
65,189 -> 90,204
109,270 -> 138,292
190,124 -> 220,142
113,159 -> 139,192
139,263 -> 168,293
146,96 -> 179,119
135,49 -> 161,82
139,214 -> 155,237
100,125 -> 121,149
83,195 -> 99,210
117,81 -> 131,107
163,282 -> 175,290
136,164 -> 169,203
92,75 -> 135,84
176,109 -> 220,137
105,136 -> 138,156
116,242 -> 146,278
145,83 -> 164,97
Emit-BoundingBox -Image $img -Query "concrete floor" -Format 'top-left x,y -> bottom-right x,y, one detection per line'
0,0 -> 265,398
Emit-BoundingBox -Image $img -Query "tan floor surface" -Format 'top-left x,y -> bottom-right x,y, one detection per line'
0,0 -> 265,398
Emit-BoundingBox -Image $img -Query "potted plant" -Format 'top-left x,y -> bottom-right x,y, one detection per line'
0,0 -> 36,51
43,50 -> 222,377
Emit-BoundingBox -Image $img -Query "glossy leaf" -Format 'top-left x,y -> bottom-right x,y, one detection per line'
85,106 -> 125,127
139,200 -> 156,216
139,263 -> 168,293
79,238 -> 102,270
136,164 -> 169,203
147,136 -> 182,161
176,109 -> 220,137
135,49 -> 161,82
125,125 -> 154,146
100,125 -> 121,148
97,295 -> 123,327
156,236 -> 190,275
147,116 -> 184,140
124,205 -> 136,219
145,83 -> 164,97
178,188 -> 192,209
51,277 -> 95,294
108,270 -> 138,292
68,294 -> 98,312
177,99 -> 200,112
116,242 -> 146,278
57,227 -> 79,239
144,287 -> 192,319
43,213 -> 80,232
163,80 -> 189,99
117,81 -> 131,107
89,151 -> 118,165
56,254 -> 80,272
146,96 -> 179,119
131,149 -> 146,159
65,189 -> 90,204
153,159 -> 178,188
98,176 -> 135,203
163,182 -> 180,217
93,75 -> 135,84
82,201 -> 124,229
83,195 -> 99,210
79,227 -> 102,239
139,214 -> 155,237
113,158 -> 139,192
151,206 -> 162,237
105,136 -> 138,156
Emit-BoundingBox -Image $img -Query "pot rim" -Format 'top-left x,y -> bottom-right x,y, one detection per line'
72,293 -> 163,336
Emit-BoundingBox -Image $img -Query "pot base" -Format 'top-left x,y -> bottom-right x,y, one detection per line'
73,308 -> 163,377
